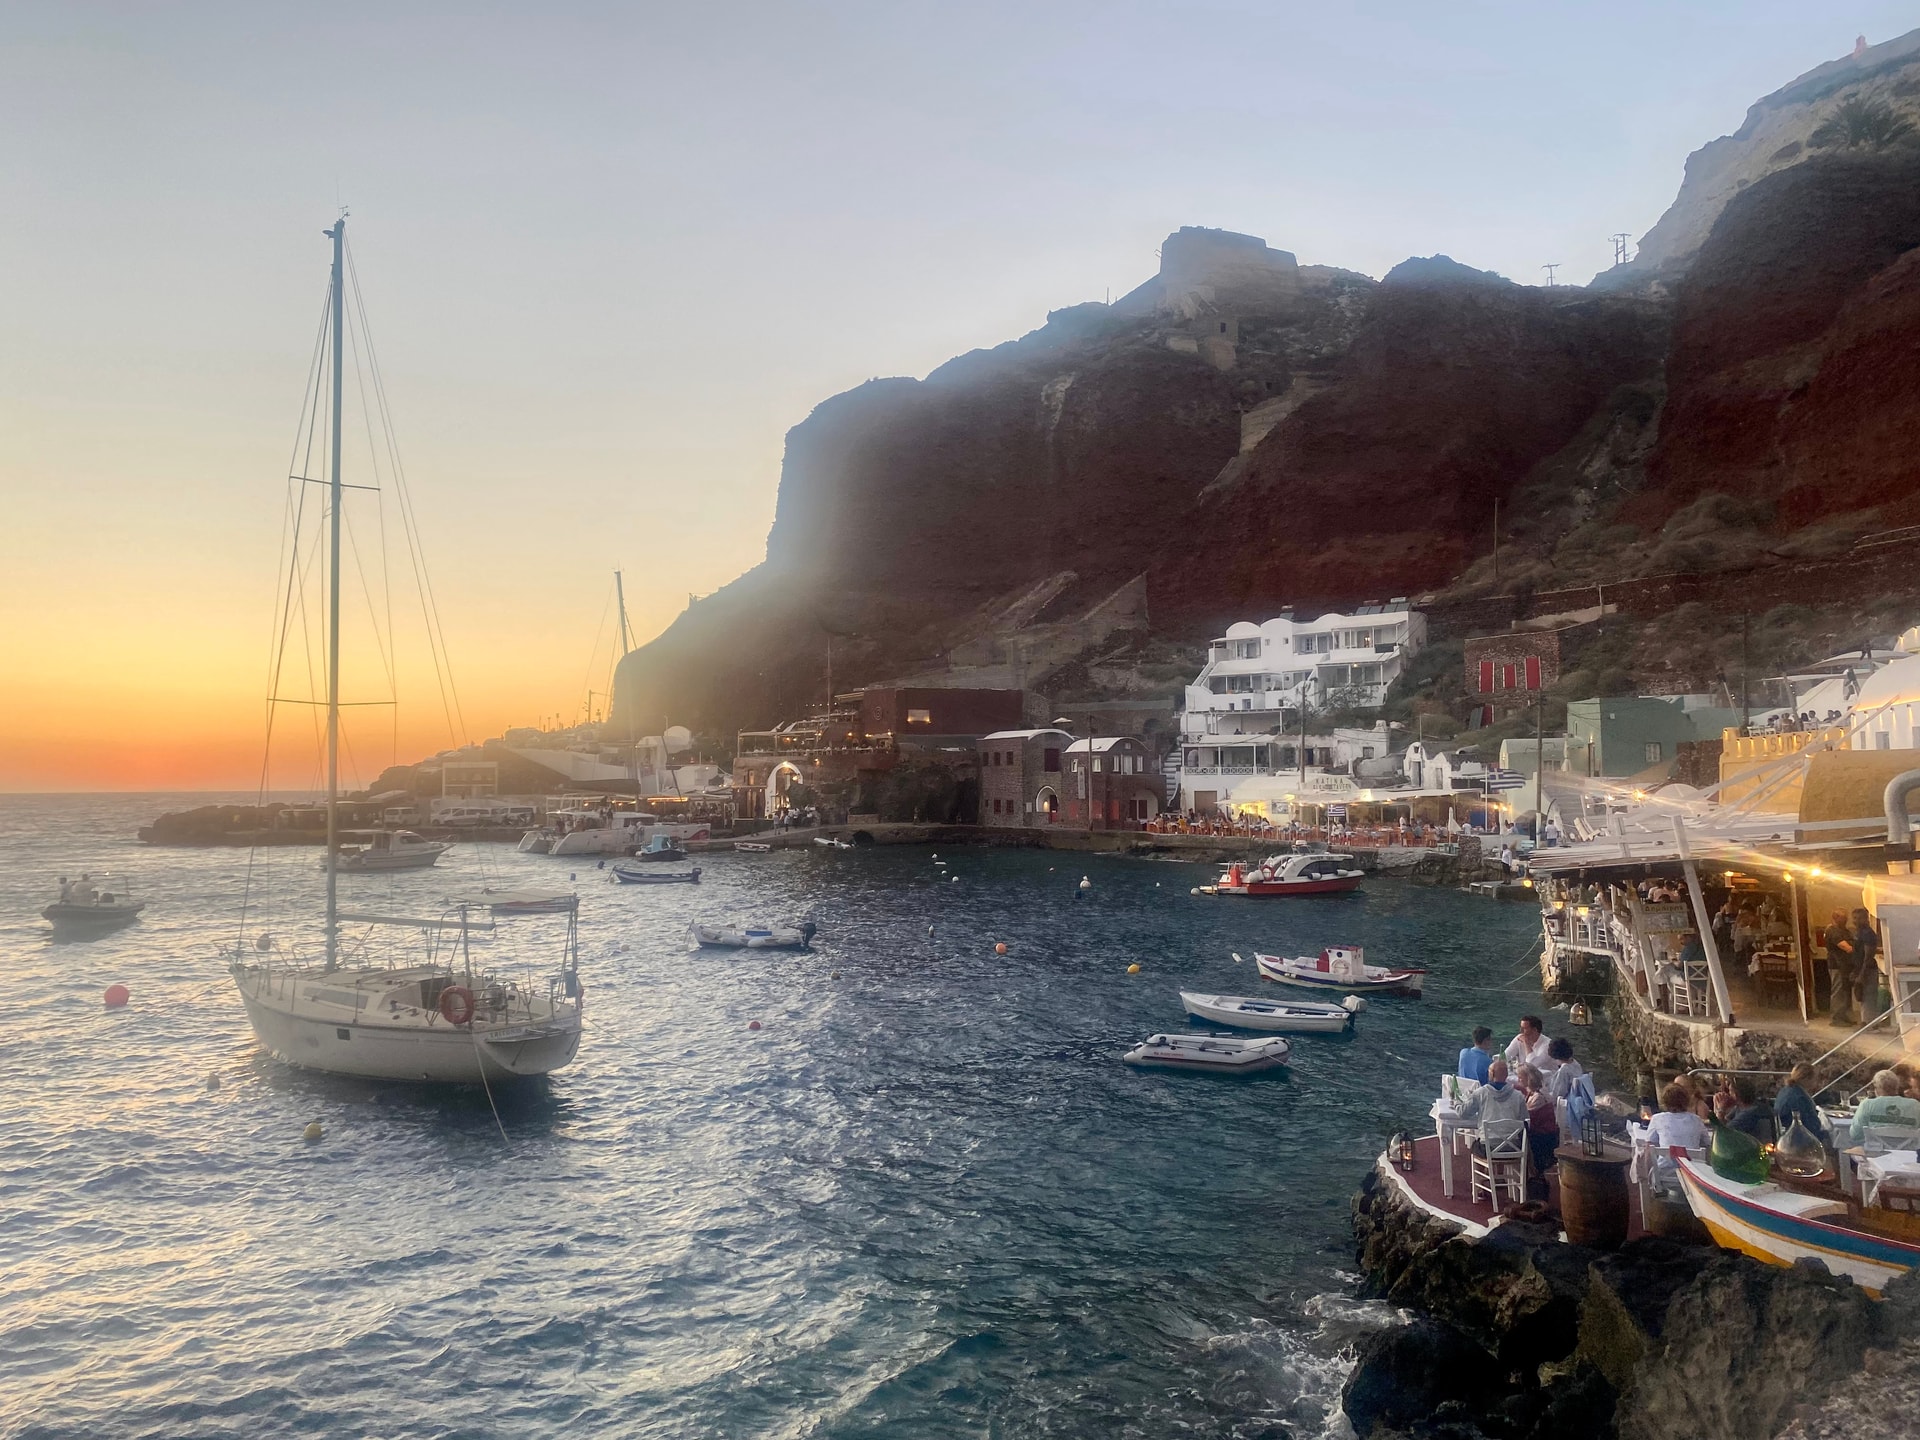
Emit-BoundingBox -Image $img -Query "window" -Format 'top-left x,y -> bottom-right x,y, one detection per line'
1219,321 -> 1228,334
1525,655 -> 1541,690
1878,731 -> 1893,751
1478,660 -> 1494,693
1043,748 -> 1060,772
1644,742 -> 1664,763
992,797 -> 1002,813
907,708 -> 932,725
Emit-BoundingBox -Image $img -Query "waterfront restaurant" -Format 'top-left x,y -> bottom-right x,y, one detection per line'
1531,755 -> 1920,1076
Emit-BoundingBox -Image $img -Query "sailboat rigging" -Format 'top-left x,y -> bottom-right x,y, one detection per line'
227,217 -> 583,1084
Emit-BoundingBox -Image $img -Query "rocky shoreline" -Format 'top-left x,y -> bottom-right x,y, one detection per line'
1343,1156 -> 1919,1440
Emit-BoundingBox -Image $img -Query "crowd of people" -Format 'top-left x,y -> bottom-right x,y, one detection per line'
1452,1014 -> 1591,1183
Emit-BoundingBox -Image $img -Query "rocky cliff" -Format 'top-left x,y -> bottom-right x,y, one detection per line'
614,31 -> 1920,740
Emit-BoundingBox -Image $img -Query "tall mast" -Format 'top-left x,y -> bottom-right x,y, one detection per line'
614,569 -> 634,657
324,215 -> 346,970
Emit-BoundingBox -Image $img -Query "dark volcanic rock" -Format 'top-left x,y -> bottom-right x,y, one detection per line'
1642,148 -> 1920,528
1152,275 -> 1666,621
1575,1237 -> 1716,1391
1341,1318 -> 1505,1438
1353,1167 -> 1595,1371
1612,1252 -> 1877,1440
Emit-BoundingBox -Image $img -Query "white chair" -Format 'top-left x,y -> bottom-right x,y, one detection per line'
1859,1122 -> 1920,1156
1470,1119 -> 1528,1208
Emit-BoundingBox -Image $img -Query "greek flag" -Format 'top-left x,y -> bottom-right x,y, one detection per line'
1326,804 -> 1348,821
1485,769 -> 1526,792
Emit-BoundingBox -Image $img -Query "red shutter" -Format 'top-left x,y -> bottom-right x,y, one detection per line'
1478,660 -> 1494,693
1501,663 -> 1516,691
1525,656 -> 1541,690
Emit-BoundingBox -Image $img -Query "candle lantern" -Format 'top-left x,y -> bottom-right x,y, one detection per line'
1391,1131 -> 1417,1171
1581,1107 -> 1606,1157
1569,1002 -> 1592,1027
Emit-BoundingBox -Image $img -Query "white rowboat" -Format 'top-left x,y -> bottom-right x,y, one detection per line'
1249,946 -> 1426,997
1123,1032 -> 1291,1073
1178,990 -> 1358,1033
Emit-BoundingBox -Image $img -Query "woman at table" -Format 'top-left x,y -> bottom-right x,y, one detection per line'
1772,1063 -> 1828,1145
1515,1064 -> 1560,1181
1545,1038 -> 1586,1129
1645,1084 -> 1712,1187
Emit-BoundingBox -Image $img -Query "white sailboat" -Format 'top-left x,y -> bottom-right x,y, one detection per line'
227,217 -> 583,1084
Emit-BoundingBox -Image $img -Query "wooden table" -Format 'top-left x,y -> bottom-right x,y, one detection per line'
1556,1141 -> 1634,1248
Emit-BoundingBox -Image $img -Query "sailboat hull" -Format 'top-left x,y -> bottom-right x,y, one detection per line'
236,989 -> 581,1083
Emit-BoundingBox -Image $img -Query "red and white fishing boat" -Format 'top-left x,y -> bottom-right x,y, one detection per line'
1249,944 -> 1426,997
1192,852 -> 1363,897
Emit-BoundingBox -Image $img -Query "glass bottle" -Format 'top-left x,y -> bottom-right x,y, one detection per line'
1773,1115 -> 1827,1179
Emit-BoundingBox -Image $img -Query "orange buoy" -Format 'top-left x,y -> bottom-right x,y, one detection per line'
104,984 -> 130,1009
748,1020 -> 763,1031
995,942 -> 1008,955
438,985 -> 476,1026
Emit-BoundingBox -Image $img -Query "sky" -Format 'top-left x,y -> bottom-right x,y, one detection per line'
3,1 -> 1912,792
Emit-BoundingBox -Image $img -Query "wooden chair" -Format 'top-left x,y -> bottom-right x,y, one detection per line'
1755,951 -> 1797,1010
1470,1119 -> 1528,1208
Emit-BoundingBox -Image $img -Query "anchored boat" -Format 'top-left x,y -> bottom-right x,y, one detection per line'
226,217 -> 583,1085
691,921 -> 817,950
329,828 -> 450,873
1192,852 -> 1364,897
1178,990 -> 1360,1033
612,862 -> 701,885
1248,945 -> 1426,997
42,874 -> 144,932
1123,1032 -> 1292,1073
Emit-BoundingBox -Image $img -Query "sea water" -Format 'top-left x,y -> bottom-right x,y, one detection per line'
0,795 -> 1551,1438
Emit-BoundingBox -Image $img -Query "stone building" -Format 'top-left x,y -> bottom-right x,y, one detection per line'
1063,736 -> 1162,829
1463,630 -> 1563,720
977,728 -> 1072,828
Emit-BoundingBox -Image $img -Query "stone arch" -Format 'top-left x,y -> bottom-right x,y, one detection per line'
767,761 -> 804,812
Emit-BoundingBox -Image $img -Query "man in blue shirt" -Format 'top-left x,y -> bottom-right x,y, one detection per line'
1773,1063 -> 1828,1145
1457,1026 -> 1495,1083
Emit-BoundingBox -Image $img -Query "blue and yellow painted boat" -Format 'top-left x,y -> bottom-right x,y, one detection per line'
1676,1158 -> 1920,1296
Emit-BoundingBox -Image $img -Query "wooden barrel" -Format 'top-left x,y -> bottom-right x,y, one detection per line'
1556,1146 -> 1632,1249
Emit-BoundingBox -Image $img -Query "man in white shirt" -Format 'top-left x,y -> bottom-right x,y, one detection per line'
1505,1014 -> 1553,1073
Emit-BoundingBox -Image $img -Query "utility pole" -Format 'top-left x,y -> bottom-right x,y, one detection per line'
1609,233 -> 1632,266
1740,611 -> 1751,735
1492,497 -> 1501,586
1542,263 -> 1560,287
1533,692 -> 1545,839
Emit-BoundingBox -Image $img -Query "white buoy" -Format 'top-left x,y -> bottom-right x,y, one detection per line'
1342,995 -> 1369,1014
1079,876 -> 1091,890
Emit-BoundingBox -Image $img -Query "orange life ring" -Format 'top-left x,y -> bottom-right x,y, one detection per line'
439,985 -> 476,1026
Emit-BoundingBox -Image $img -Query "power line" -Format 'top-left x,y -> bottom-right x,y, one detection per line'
1609,232 -> 1633,266
1541,263 -> 1560,287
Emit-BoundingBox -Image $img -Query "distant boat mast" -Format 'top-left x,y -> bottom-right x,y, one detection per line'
324,214 -> 347,972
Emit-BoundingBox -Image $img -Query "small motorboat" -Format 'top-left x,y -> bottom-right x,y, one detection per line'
612,863 -> 701,885
812,835 -> 853,851
42,874 -> 144,932
1123,1032 -> 1291,1073
477,889 -> 579,915
1249,945 -> 1425,997
1192,852 -> 1363,897
1178,990 -> 1360,1033
626,833 -> 690,862
734,841 -> 773,853
328,829 -> 450,872
691,921 -> 817,950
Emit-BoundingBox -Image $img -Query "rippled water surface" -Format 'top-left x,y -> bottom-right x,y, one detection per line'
0,795 -> 1550,1439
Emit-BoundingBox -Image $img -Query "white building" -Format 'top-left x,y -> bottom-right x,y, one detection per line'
1182,603 -> 1426,741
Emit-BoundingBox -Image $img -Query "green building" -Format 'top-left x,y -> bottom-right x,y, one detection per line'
1563,697 -> 1743,778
